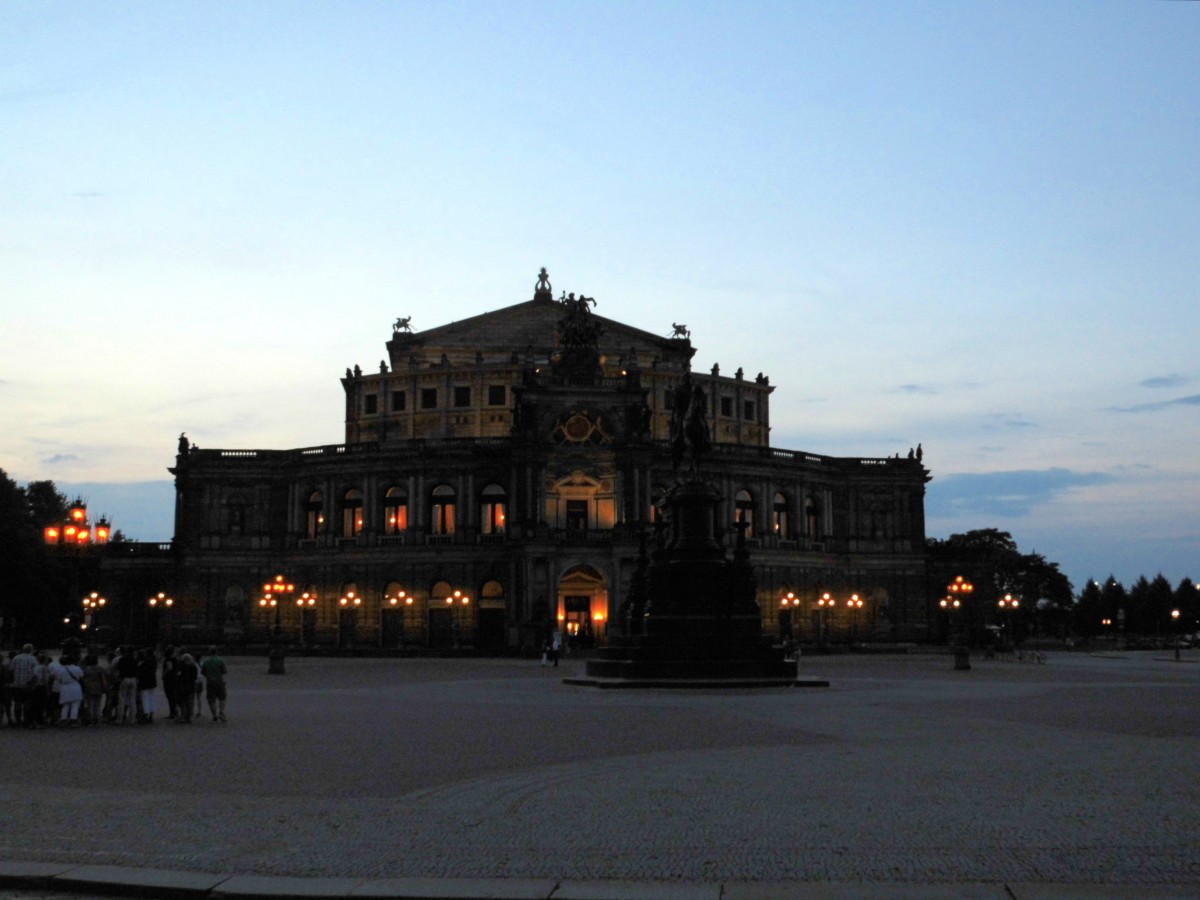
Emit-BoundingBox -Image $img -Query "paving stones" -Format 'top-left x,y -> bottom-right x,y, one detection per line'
1,652 -> 1198,891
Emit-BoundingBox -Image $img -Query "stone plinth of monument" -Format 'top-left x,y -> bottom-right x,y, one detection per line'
565,480 -> 828,689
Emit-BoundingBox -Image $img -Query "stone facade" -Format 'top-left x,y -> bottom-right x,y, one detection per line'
151,270 -> 930,650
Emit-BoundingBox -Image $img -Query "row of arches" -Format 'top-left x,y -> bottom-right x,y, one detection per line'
304,484 -> 507,539
251,578 -> 509,649
652,486 -> 824,541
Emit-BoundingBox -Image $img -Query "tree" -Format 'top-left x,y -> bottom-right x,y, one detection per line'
927,529 -> 1075,643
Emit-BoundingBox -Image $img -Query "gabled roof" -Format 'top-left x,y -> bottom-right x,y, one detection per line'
387,292 -> 689,365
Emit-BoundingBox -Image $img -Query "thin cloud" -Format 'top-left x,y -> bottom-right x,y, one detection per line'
927,468 -> 1112,519
1140,374 -> 1189,390
894,384 -> 938,395
1108,394 -> 1200,413
43,454 -> 81,465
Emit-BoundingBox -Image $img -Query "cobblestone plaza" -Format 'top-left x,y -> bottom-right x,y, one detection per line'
2,651 -> 1198,897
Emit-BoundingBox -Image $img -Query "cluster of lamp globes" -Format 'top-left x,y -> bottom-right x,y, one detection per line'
255,579 -> 471,609
778,591 -> 863,609
43,500 -> 111,547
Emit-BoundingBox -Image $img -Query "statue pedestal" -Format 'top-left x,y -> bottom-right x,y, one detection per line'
568,480 -> 826,689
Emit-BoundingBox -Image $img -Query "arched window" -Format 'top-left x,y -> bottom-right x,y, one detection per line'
431,485 -> 456,535
773,492 -> 790,539
384,485 -> 408,534
481,579 -> 505,608
806,495 -> 821,540
305,491 -> 324,539
480,484 -> 506,534
735,489 -> 755,537
342,488 -> 364,537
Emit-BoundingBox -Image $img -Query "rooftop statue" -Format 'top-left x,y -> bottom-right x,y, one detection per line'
393,316 -> 413,333
668,371 -> 712,477
669,322 -> 690,340
555,289 -> 603,373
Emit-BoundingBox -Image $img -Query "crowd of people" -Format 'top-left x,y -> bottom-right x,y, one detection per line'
0,643 -> 228,729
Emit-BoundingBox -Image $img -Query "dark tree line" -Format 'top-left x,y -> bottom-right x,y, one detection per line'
928,527 -> 1197,642
1075,573 -> 1197,640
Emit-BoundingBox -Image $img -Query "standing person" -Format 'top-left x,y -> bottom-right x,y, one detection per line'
116,646 -> 139,725
550,630 -> 562,668
102,648 -> 121,722
200,646 -> 227,722
136,648 -> 158,724
0,651 -> 13,725
40,653 -> 59,726
192,650 -> 206,719
9,645 -> 38,727
54,655 -> 85,726
161,646 -> 180,720
175,654 -> 198,723
81,654 -> 107,726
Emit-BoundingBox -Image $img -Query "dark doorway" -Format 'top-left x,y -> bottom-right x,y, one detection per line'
301,608 -> 317,647
477,608 -> 506,652
428,606 -> 453,649
337,609 -> 357,649
380,608 -> 402,649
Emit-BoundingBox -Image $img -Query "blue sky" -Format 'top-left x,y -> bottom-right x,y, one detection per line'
3,2 -> 1197,592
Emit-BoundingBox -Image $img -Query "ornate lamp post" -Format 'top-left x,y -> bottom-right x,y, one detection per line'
297,590 -> 317,650
998,593 -> 1020,649
846,593 -> 863,647
147,592 -> 174,643
778,591 -> 798,645
260,575 -> 294,674
817,592 -> 836,648
941,576 -> 973,670
81,592 -> 107,641
43,499 -> 112,549
446,589 -> 471,649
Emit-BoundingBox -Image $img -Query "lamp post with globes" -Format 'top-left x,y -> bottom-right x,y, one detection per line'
446,589 -> 471,649
81,592 -> 107,640
147,592 -> 174,643
817,592 -> 836,649
997,593 -> 1020,650
941,576 -> 973,670
846,593 -> 863,647
260,575 -> 294,674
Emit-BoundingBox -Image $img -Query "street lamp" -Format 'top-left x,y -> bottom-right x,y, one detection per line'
261,575 -> 294,674
846,593 -> 863,647
446,589 -> 471,648
1172,608 -> 1181,661
817,592 -> 836,648
43,499 -> 112,549
147,592 -> 174,643
779,591 -> 798,644
998,593 -> 1020,650
81,592 -> 107,638
941,576 -> 973,670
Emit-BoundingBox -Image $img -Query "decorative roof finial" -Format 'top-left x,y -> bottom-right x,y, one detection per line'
534,267 -> 553,302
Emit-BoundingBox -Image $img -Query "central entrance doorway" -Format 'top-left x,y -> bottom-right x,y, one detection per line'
557,565 -> 608,649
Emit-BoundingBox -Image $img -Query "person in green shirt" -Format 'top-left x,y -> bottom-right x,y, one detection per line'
199,647 -> 228,722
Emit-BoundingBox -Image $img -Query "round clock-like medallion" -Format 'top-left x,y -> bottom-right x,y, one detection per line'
563,413 -> 594,442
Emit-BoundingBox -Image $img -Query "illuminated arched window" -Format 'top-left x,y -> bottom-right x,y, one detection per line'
305,491 -> 324,539
806,495 -> 821,540
735,489 -> 755,537
431,485 -> 456,535
384,485 -> 408,534
773,492 -> 790,539
342,488 -> 364,537
481,484 -> 506,534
